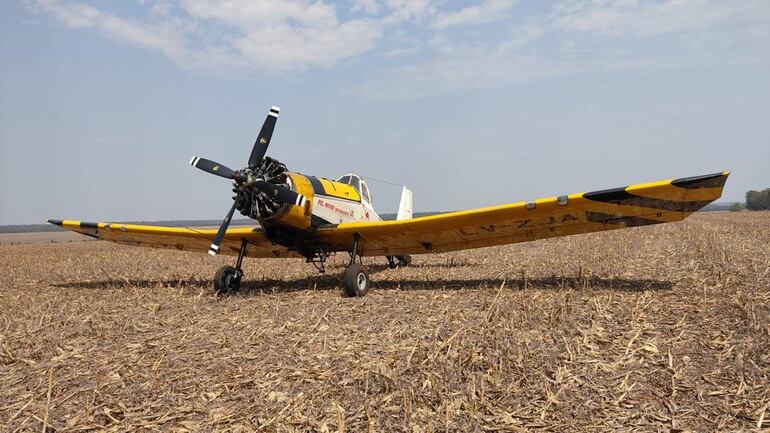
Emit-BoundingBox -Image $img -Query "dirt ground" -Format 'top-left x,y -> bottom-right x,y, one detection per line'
1,212 -> 768,432
0,231 -> 89,246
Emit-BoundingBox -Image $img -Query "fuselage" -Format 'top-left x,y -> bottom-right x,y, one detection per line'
272,172 -> 380,232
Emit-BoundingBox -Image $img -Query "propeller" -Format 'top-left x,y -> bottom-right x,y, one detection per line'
190,106 -> 306,256
209,202 -> 237,256
249,106 -> 280,168
189,157 -> 239,181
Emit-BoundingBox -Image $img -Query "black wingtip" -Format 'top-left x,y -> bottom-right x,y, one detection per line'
672,172 -> 729,189
47,219 -> 63,226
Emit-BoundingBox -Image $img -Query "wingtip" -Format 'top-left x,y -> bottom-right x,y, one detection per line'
47,219 -> 63,226
671,172 -> 729,190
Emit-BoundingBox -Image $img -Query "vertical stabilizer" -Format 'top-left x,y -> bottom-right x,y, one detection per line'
397,187 -> 413,220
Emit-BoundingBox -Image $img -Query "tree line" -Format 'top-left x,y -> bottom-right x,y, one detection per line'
745,188 -> 770,210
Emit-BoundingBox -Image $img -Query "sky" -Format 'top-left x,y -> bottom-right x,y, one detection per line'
0,0 -> 768,225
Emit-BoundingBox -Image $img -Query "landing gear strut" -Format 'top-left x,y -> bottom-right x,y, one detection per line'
305,249 -> 329,273
343,234 -> 370,297
214,239 -> 248,295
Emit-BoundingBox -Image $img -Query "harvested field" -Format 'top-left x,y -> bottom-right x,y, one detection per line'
0,231 -> 90,246
1,212 -> 769,432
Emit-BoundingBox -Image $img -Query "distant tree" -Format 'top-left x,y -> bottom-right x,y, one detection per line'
745,189 -> 770,210
729,202 -> 744,212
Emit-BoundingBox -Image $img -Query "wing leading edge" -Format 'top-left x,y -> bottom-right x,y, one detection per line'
47,220 -> 300,258
316,171 -> 730,256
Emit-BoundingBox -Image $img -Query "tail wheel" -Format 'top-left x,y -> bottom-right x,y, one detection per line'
214,265 -> 241,295
343,263 -> 370,297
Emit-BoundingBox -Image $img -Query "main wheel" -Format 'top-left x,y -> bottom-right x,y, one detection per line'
397,255 -> 412,267
214,265 -> 241,295
343,263 -> 370,297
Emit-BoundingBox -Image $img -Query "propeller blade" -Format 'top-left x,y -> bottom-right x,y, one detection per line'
190,156 -> 238,180
209,202 -> 237,256
248,106 -> 280,168
254,181 -> 306,207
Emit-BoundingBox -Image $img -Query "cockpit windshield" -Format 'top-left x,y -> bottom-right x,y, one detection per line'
350,177 -> 361,194
336,173 -> 371,203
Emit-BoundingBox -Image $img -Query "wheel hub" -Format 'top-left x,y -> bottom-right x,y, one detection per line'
225,273 -> 237,289
356,272 -> 367,291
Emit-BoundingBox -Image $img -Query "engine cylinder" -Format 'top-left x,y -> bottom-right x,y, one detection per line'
233,157 -> 290,220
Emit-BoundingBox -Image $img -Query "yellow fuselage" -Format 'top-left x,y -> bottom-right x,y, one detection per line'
276,173 -> 363,230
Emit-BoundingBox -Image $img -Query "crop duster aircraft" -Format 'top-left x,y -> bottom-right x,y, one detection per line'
50,107 -> 729,296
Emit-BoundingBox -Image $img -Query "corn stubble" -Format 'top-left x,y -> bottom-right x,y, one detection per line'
0,212 -> 768,432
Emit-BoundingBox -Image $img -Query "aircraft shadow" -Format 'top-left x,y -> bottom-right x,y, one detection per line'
235,274 -> 673,295
54,278 -> 212,290
54,274 -> 672,294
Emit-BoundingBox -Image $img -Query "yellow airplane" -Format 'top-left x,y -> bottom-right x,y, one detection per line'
50,106 -> 729,296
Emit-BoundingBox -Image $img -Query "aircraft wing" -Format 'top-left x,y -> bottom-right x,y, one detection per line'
317,172 -> 729,257
47,220 -> 300,258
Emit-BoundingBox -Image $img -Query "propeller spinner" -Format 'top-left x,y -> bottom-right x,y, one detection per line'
189,106 -> 306,256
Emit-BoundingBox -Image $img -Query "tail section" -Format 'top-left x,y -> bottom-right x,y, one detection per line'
397,187 -> 413,220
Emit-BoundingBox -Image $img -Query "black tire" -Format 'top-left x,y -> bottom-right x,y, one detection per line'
397,255 -> 412,267
214,265 -> 240,295
343,263 -> 370,297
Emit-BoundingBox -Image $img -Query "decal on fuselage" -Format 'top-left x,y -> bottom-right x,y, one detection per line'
303,174 -> 381,226
312,195 -> 361,225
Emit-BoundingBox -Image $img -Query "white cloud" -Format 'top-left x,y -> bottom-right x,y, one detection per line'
348,41 -> 716,99
551,0 -> 768,38
504,20 -> 547,48
351,0 -> 379,15
433,0 -> 517,29
382,47 -> 419,58
24,0 -> 770,95
29,0 -> 190,62
232,18 -> 380,70
381,0 -> 435,24
349,45 -> 563,98
28,0 -> 382,72
351,0 -> 770,98
181,0 -> 382,70
180,0 -> 338,28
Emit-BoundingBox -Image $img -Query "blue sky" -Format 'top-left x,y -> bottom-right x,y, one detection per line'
1,0 -> 768,224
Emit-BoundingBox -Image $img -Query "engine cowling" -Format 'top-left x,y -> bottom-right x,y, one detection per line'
233,156 -> 291,221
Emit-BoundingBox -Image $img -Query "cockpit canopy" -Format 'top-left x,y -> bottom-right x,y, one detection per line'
336,173 -> 371,204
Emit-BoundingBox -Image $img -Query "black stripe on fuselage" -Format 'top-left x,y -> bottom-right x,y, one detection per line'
586,211 -> 661,227
671,172 -> 728,189
306,176 -> 361,203
583,187 -> 711,212
307,176 -> 326,195
80,221 -> 99,229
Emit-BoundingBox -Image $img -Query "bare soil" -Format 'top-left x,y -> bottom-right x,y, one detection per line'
0,231 -> 90,246
1,212 -> 768,432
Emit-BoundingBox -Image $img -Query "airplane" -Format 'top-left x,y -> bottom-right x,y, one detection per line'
49,106 -> 730,297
